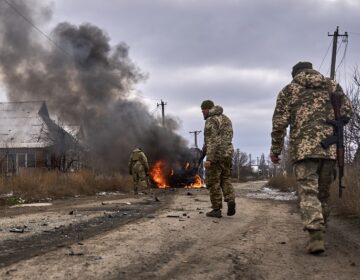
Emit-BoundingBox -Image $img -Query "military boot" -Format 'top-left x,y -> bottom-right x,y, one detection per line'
227,201 -> 236,216
307,230 -> 325,254
206,209 -> 222,218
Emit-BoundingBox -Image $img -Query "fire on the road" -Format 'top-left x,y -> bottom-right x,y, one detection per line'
149,160 -> 169,188
149,160 -> 203,188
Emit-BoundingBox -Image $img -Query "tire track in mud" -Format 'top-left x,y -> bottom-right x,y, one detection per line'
0,197 -> 171,268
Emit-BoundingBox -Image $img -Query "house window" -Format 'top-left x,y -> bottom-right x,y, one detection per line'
18,154 -> 26,168
6,152 -> 36,173
27,153 -> 36,167
7,154 -> 16,173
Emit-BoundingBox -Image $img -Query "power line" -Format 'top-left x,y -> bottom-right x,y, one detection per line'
3,0 -> 157,103
2,0 -> 70,58
189,130 -> 201,148
318,39 -> 332,71
336,39 -> 348,73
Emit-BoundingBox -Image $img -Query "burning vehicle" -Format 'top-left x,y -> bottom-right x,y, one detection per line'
149,148 -> 204,188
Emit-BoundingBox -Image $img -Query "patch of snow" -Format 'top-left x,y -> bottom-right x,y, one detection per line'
10,203 -> 53,208
247,187 -> 297,201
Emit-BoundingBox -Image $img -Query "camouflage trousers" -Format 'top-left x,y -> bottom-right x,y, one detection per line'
205,157 -> 235,210
131,161 -> 148,194
293,158 -> 336,231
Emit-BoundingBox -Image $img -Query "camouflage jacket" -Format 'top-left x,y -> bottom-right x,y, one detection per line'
128,148 -> 149,173
203,105 -> 234,162
271,69 -> 354,162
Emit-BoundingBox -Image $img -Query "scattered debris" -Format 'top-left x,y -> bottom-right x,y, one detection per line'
194,198 -> 207,202
147,215 -> 155,219
186,192 -> 194,196
67,251 -> 84,256
167,215 -> 180,218
5,269 -> 17,275
87,256 -> 103,261
155,196 -> 160,202
68,210 -> 74,215
9,227 -> 25,233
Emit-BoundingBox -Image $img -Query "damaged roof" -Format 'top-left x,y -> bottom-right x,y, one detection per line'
0,101 -> 78,149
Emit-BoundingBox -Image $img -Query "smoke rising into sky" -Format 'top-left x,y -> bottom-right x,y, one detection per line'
0,0 -> 190,172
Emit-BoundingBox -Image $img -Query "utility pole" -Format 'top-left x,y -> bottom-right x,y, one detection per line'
189,130 -> 201,148
157,99 -> 167,127
236,148 -> 240,182
328,26 -> 348,80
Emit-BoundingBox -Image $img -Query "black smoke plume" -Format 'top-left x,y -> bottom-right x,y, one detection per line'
0,0 -> 191,172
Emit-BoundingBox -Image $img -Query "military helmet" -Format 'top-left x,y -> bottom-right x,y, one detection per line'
291,61 -> 313,78
201,100 -> 215,109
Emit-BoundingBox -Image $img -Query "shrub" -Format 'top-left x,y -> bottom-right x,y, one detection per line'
0,169 -> 133,202
267,174 -> 297,192
330,164 -> 360,217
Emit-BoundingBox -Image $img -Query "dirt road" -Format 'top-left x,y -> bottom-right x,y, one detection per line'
0,181 -> 359,280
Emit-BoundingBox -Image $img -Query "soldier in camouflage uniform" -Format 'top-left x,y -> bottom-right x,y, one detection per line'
201,100 -> 236,218
270,61 -> 353,254
128,148 -> 150,195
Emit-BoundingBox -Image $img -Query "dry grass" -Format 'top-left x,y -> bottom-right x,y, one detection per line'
0,169 -> 133,203
330,164 -> 360,217
267,174 -> 297,192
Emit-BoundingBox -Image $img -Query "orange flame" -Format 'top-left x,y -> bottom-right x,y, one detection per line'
191,175 -> 203,188
149,160 -> 168,188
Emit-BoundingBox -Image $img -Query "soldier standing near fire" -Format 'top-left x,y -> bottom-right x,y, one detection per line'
128,148 -> 150,195
270,61 -> 353,254
201,100 -> 236,218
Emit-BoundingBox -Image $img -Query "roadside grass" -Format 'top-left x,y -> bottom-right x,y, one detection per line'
0,170 -> 133,204
267,174 -> 297,192
330,164 -> 360,217
266,164 -> 360,218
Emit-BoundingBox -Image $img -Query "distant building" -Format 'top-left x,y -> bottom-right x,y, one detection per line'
0,101 -> 82,175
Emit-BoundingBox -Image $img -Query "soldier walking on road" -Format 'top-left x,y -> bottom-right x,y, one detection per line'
128,148 -> 150,195
270,62 -> 353,254
201,100 -> 236,218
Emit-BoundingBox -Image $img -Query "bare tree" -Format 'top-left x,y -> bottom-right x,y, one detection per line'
37,118 -> 82,172
232,148 -> 251,181
345,68 -> 360,163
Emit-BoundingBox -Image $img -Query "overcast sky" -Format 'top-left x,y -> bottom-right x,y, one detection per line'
2,0 -> 360,162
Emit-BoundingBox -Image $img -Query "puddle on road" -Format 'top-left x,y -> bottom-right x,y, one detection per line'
246,187 -> 297,201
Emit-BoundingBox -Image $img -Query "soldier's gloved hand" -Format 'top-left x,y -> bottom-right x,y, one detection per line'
270,154 -> 280,164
